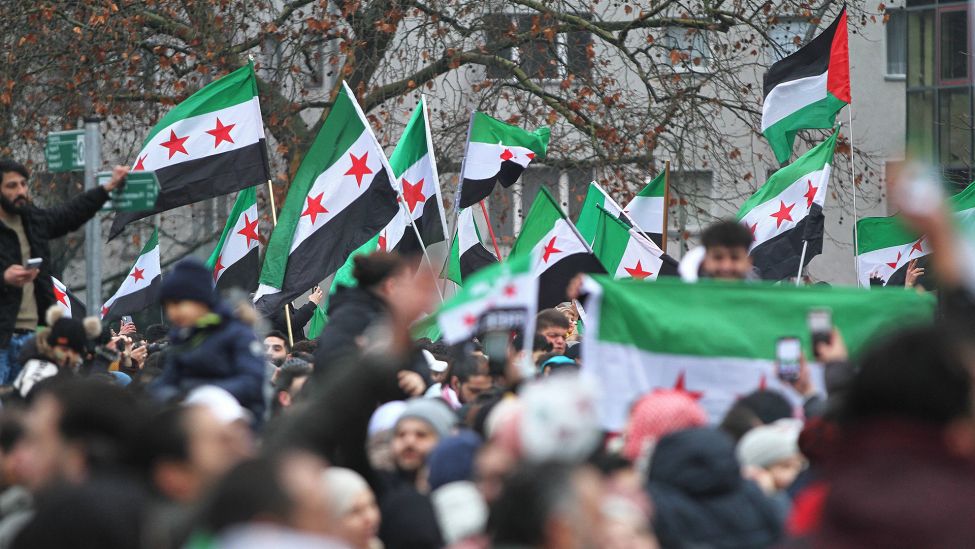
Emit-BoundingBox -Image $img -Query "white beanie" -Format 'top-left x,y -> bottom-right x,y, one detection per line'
368,400 -> 407,437
736,418 -> 803,468
321,467 -> 372,519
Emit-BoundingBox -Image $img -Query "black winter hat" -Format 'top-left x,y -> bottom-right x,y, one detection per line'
160,257 -> 217,307
47,317 -> 87,353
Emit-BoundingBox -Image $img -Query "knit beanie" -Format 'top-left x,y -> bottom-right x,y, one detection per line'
623,389 -> 708,461
368,400 -> 407,437
396,398 -> 457,438
159,257 -> 217,306
321,467 -> 372,519
47,317 -> 87,354
736,418 -> 803,468
427,430 -> 483,491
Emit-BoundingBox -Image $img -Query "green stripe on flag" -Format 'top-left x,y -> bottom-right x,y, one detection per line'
592,206 -> 631,273
575,182 -> 608,245
142,227 -> 159,254
388,101 -> 428,177
857,181 -> 975,254
637,172 -> 666,198
763,93 -> 846,164
510,188 -> 565,257
467,112 -> 550,156
206,187 -> 256,271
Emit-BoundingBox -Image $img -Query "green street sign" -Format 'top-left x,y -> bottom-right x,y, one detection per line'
45,130 -> 85,173
99,171 -> 160,212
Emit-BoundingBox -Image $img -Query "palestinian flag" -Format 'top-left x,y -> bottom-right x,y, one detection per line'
592,206 -> 678,280
575,182 -> 622,244
254,82 -> 399,314
510,188 -> 605,309
206,187 -> 261,292
856,182 -> 975,287
101,229 -> 161,320
762,8 -> 850,164
458,113 -> 550,208
110,64 -> 270,239
737,131 -> 838,281
446,207 -> 498,285
622,172 -> 667,247
51,276 -> 86,319
580,275 -> 934,430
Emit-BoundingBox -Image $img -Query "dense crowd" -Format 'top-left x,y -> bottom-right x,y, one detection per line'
1,158 -> 975,549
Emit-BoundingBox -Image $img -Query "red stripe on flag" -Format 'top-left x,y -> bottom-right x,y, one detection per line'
827,9 -> 851,103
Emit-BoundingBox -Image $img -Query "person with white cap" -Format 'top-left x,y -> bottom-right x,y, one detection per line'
384,398 -> 457,494
367,401 -> 407,473
321,467 -> 382,549
737,418 -> 805,498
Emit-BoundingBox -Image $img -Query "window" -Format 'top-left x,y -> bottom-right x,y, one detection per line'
907,9 -> 935,86
939,9 -> 969,83
766,17 -> 812,62
660,25 -> 711,72
484,13 -> 593,81
937,87 -> 972,164
886,10 -> 907,77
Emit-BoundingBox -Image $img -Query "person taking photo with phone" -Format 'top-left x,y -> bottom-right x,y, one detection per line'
0,160 -> 129,385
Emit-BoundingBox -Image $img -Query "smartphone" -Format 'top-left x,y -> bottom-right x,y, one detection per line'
808,308 -> 832,352
776,337 -> 802,383
121,315 -> 133,326
24,258 -> 42,270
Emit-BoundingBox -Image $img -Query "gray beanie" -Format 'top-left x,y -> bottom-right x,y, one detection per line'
736,418 -> 803,468
396,398 -> 457,438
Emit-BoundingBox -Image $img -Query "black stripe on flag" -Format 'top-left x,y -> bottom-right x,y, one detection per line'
539,252 -> 606,310
394,203 -> 447,256
763,14 -> 842,98
216,247 -> 260,294
751,204 -> 825,281
460,243 -> 498,281
110,141 -> 270,239
104,277 -> 161,321
459,160 -> 527,208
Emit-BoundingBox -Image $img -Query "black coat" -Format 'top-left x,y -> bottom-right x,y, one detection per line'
0,187 -> 109,346
313,286 -> 388,379
266,301 -> 317,342
647,428 -> 783,549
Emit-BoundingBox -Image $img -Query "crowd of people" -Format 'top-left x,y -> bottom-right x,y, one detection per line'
1,158 -> 975,549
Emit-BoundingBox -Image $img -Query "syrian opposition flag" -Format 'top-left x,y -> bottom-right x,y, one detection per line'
575,182 -> 622,244
510,188 -> 605,309
458,113 -> 550,208
762,8 -> 850,164
856,182 -> 975,287
101,229 -> 161,320
255,82 -> 399,314
622,172 -> 667,247
110,64 -> 270,239
446,207 -> 498,285
737,131 -> 838,281
592,205 -> 678,280
580,275 -> 933,431
51,276 -> 86,319
206,187 -> 260,292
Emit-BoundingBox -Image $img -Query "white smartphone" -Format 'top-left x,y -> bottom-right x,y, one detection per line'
776,337 -> 802,383
24,258 -> 42,270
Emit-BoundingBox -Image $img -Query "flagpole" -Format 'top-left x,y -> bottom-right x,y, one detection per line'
847,112 -> 861,287
400,196 -> 445,302
795,240 -> 808,287
662,160 -> 671,254
265,177 -> 295,347
479,200 -> 503,260
440,110 -> 477,279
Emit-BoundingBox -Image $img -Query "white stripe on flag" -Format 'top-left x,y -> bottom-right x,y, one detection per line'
741,166 -> 831,250
463,141 -> 536,180
761,71 -> 829,131
530,219 -> 588,276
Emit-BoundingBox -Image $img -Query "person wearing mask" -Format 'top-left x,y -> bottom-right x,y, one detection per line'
0,162 -> 129,385
534,309 -> 571,356
321,468 -> 382,549
149,258 -> 266,422
699,220 -> 758,281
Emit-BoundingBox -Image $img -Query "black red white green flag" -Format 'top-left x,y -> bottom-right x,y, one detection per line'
510,188 -> 605,308
206,187 -> 261,292
110,64 -> 270,239
254,82 -> 398,314
592,205 -> 678,280
446,207 -> 498,285
737,131 -> 838,281
623,172 -> 667,247
51,276 -> 86,319
101,229 -> 161,320
575,182 -> 622,245
458,113 -> 550,208
762,8 -> 850,164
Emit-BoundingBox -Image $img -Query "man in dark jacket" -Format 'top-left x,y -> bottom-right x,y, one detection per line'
149,258 -> 266,422
0,161 -> 128,384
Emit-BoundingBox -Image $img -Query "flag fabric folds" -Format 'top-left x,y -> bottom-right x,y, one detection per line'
206,187 -> 261,293
510,188 -> 605,309
254,82 -> 399,314
446,207 -> 499,285
622,172 -> 667,247
737,131 -> 838,281
101,229 -> 162,320
458,113 -> 550,208
110,64 -> 270,239
762,8 -> 850,164
51,276 -> 86,319
575,182 -> 622,245
580,276 -> 934,430
592,206 -> 678,280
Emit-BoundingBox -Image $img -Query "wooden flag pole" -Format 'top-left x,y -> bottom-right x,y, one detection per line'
478,200 -> 503,261
265,178 -> 294,347
662,160 -> 671,254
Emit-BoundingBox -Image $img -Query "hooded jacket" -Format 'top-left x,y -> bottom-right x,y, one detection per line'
647,427 -> 783,549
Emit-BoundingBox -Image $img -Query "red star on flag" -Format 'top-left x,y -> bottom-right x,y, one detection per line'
804,180 -> 818,208
130,267 -> 145,283
101,305 -> 110,318
758,374 -> 767,391
624,260 -> 653,280
160,129 -> 190,159
133,154 -> 147,171
53,285 -> 68,306
206,118 -> 236,147
499,148 -> 514,161
670,371 -> 704,400
463,312 -> 477,327
236,213 -> 260,248
886,251 -> 902,270
542,236 -> 562,263
770,200 -> 795,229
503,284 -> 517,297
910,238 -> 924,256
526,152 -> 536,161
301,192 -> 329,224
213,256 -> 225,282
344,152 -> 373,187
378,233 -> 387,252
748,222 -> 758,238
401,177 -> 426,213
